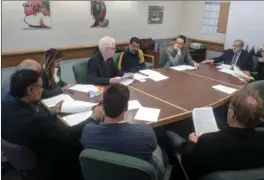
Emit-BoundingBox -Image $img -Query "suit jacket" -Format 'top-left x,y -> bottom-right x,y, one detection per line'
181,127 -> 264,179
254,61 -> 264,81
41,67 -> 67,98
1,98 -> 95,180
164,46 -> 195,68
213,49 -> 253,71
87,52 -> 124,85
1,76 -> 13,101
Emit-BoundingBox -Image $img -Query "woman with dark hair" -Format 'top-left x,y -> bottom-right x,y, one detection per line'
41,48 -> 72,98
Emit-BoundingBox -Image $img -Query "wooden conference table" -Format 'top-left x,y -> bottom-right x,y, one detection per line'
61,64 -> 247,128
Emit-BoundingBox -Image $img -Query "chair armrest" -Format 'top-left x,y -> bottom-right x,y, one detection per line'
143,54 -> 155,65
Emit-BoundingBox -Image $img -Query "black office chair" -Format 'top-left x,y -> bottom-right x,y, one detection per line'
1,139 -> 37,179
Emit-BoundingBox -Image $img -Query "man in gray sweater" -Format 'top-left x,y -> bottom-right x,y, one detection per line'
164,35 -> 199,68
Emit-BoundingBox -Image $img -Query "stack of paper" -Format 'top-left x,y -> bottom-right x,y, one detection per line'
170,65 -> 197,71
212,84 -> 237,94
69,84 -> 98,93
42,94 -> 75,107
120,78 -> 135,86
134,107 -> 160,122
192,107 -> 219,135
139,69 -> 169,82
133,73 -> 148,82
218,68 -> 236,76
128,100 -> 142,110
62,110 -> 93,126
121,73 -> 134,80
61,101 -> 97,113
233,66 -> 254,81
216,64 -> 232,69
139,69 -> 160,76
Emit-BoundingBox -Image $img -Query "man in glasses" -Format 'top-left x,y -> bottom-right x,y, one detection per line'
202,39 -> 253,75
164,35 -> 199,68
117,37 -> 146,73
87,36 -> 124,85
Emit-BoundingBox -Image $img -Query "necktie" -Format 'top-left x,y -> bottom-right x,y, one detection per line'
231,54 -> 238,65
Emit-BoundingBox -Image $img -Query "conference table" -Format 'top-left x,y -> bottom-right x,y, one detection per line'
59,64 -> 247,128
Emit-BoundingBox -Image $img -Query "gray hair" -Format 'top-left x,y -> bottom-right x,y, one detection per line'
17,59 -> 38,71
234,39 -> 244,47
98,36 -> 116,53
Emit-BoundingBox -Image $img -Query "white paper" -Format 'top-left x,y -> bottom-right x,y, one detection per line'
69,84 -> 98,93
192,107 -> 219,135
120,78 -> 134,86
148,73 -> 169,82
134,107 -> 160,122
133,73 -> 148,82
170,65 -> 196,71
139,69 -> 160,76
170,66 -> 186,71
212,85 -> 237,94
42,94 -> 75,107
121,73 -> 134,80
234,66 -> 254,80
218,68 -> 236,76
62,110 -> 93,126
216,64 -> 232,69
128,100 -> 142,110
61,101 -> 97,113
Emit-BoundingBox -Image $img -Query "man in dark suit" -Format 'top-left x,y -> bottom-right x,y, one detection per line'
202,39 -> 253,75
253,47 -> 264,81
166,89 -> 264,179
87,36 -> 124,85
1,70 -> 103,180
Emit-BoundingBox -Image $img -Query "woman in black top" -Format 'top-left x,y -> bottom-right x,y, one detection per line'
41,48 -> 72,98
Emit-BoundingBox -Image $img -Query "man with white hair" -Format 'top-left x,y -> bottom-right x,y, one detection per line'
87,36 -> 124,85
2,59 -> 41,101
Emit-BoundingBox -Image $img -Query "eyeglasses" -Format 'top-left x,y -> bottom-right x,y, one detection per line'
107,47 -> 116,51
232,44 -> 241,48
130,44 -> 140,49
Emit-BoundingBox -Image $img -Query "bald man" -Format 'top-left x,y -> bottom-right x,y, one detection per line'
167,88 -> 264,179
86,36 -> 124,85
2,59 -> 41,101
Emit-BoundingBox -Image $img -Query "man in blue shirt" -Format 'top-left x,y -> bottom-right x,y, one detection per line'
2,59 -> 41,101
81,83 -> 165,179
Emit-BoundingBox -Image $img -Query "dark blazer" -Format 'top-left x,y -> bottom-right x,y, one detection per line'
87,52 -> 124,85
213,49 -> 253,71
181,127 -> 264,179
41,67 -> 67,98
1,98 -> 95,180
254,61 -> 264,81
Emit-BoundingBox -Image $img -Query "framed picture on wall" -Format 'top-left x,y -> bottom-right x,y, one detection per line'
90,1 -> 109,28
22,0 -> 51,29
148,6 -> 164,24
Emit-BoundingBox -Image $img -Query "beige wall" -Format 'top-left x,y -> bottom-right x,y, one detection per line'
180,1 -> 226,43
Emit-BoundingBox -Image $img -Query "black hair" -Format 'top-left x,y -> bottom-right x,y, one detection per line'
102,83 -> 130,118
130,37 -> 140,44
176,35 -> 187,44
10,69 -> 41,98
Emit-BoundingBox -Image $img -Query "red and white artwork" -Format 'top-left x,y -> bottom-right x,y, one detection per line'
23,0 -> 51,28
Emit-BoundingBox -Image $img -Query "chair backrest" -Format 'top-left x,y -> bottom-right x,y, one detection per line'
72,60 -> 89,84
247,80 -> 264,105
79,149 -> 158,180
1,139 -> 37,171
251,55 -> 260,72
112,53 -> 121,68
198,168 -> 264,180
159,48 -> 169,67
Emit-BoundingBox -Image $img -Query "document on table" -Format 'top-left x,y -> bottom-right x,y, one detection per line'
170,66 -> 186,71
233,66 -> 254,80
69,84 -> 98,93
218,68 -> 236,76
139,69 -> 160,76
216,64 -> 232,69
61,101 -> 98,113
121,73 -> 134,80
42,94 -> 75,107
128,100 -> 142,110
170,65 -> 196,71
134,107 -> 160,122
133,73 -> 148,82
148,73 -> 169,82
192,107 -> 219,135
120,78 -> 134,86
212,85 -> 237,94
62,110 -> 93,126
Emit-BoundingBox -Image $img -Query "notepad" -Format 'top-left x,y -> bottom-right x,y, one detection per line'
120,78 -> 134,86
42,94 -> 75,107
134,107 -> 160,122
192,107 -> 219,135
212,85 -> 237,94
61,101 -> 98,113
62,110 -> 93,126
128,100 -> 142,110
69,84 -> 98,93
